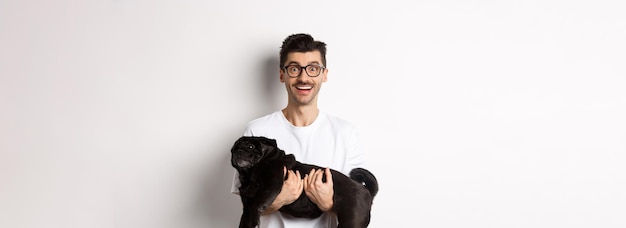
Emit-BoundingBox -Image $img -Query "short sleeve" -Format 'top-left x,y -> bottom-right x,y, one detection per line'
343,125 -> 366,174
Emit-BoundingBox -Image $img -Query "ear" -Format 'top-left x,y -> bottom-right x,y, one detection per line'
279,68 -> 285,83
260,137 -> 277,154
322,68 -> 328,82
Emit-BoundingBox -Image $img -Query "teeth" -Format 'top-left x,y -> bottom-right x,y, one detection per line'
296,86 -> 312,90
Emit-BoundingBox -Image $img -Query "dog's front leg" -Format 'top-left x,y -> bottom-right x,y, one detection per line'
239,204 -> 261,228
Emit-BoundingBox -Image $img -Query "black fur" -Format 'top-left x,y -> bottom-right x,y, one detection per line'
231,136 -> 379,228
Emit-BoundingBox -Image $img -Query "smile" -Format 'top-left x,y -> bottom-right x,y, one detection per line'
296,85 -> 313,90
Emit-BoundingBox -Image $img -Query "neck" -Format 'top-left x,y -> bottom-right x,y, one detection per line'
282,105 -> 319,127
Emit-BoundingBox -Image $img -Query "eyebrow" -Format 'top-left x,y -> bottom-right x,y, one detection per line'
285,61 -> 321,66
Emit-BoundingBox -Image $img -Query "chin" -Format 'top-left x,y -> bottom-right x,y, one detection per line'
288,95 -> 313,106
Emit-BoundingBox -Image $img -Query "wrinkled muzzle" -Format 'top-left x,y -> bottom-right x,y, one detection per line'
231,140 -> 261,169
234,150 -> 254,168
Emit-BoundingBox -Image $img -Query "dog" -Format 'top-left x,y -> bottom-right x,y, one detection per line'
231,136 -> 379,228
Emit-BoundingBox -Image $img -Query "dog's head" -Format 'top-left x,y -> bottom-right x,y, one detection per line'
231,136 -> 280,172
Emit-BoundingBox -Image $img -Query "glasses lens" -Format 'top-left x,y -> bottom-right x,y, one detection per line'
306,65 -> 321,77
286,65 -> 301,77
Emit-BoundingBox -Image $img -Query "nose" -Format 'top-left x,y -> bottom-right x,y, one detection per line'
296,75 -> 311,83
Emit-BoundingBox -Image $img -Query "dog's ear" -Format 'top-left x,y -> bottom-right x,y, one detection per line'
259,137 -> 277,155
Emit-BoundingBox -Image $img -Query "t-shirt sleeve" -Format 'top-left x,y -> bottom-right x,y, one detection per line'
343,126 -> 366,174
230,171 -> 241,194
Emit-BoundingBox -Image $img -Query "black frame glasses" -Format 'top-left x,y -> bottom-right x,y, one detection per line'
282,64 -> 326,77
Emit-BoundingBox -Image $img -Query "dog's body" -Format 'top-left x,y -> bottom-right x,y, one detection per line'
231,136 -> 379,228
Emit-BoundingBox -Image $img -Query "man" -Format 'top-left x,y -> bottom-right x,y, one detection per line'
231,33 -> 366,228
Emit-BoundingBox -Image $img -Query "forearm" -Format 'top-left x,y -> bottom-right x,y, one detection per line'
317,199 -> 334,212
261,168 -> 304,216
261,200 -> 283,215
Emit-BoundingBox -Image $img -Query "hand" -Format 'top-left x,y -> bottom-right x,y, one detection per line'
303,168 -> 334,212
273,167 -> 304,207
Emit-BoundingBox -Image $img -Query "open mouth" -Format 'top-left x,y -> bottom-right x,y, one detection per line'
295,85 -> 313,93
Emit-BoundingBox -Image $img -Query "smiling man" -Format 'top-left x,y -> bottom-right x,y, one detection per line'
231,33 -> 367,228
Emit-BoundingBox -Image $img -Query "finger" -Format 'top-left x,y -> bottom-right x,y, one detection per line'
303,175 -> 313,197
297,172 -> 304,193
312,170 -> 320,185
303,174 -> 309,191
283,166 -> 287,177
290,170 -> 297,180
293,171 -> 300,185
325,167 -> 333,184
307,169 -> 315,184
306,173 -> 313,186
315,169 -> 324,184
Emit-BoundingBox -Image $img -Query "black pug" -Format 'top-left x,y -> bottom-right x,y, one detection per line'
231,136 -> 379,228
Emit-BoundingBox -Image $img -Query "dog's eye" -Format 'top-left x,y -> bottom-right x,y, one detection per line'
248,145 -> 255,150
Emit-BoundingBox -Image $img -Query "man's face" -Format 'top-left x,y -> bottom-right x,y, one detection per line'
280,51 -> 328,106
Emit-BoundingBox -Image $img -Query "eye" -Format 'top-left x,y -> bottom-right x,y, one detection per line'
307,65 -> 319,72
248,144 -> 255,150
287,66 -> 300,73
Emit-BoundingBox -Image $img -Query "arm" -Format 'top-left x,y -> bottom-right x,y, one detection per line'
261,167 -> 304,215
303,126 -> 363,212
303,167 -> 334,212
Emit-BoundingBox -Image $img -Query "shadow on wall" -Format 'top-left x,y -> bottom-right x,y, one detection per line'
260,55 -> 283,114
198,54 -> 282,227
209,156 -> 242,226
194,131 -> 242,227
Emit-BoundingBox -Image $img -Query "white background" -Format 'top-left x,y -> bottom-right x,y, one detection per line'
1,0 -> 625,227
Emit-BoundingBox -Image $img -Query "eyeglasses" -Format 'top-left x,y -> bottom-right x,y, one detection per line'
282,64 -> 325,77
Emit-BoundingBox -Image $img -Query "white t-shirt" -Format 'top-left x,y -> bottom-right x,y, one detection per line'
231,111 -> 365,228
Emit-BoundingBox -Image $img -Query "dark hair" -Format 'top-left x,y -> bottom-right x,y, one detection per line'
279,33 -> 327,68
